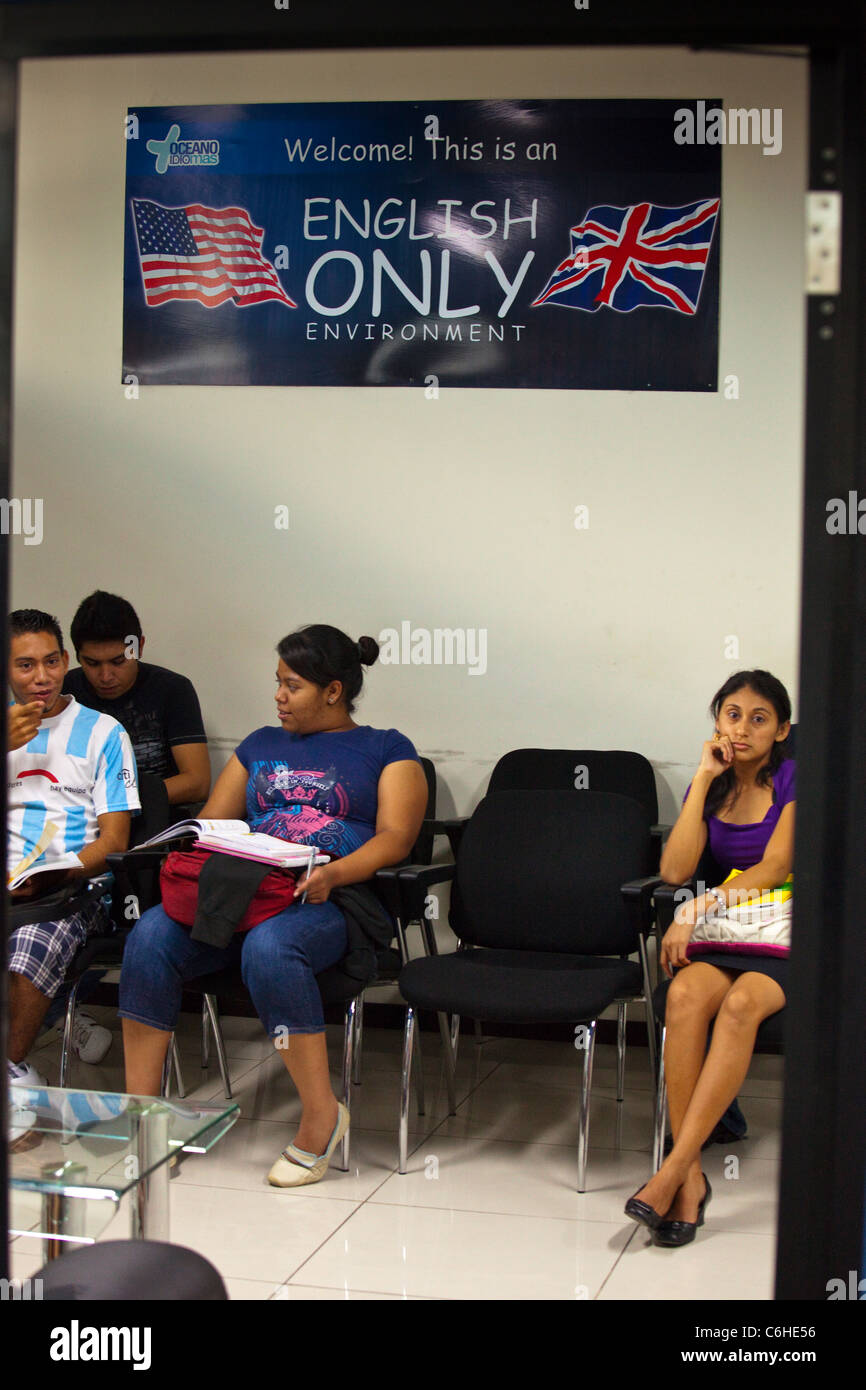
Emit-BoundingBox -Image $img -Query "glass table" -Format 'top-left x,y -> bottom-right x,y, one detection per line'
9,1084 -> 239,1261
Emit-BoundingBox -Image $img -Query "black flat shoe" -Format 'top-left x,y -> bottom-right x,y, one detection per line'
624,1190 -> 667,1231
652,1174 -> 712,1247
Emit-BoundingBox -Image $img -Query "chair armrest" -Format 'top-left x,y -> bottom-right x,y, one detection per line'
7,878 -> 102,931
620,875 -> 666,935
397,862 -> 456,921
106,849 -> 168,873
423,817 -> 466,856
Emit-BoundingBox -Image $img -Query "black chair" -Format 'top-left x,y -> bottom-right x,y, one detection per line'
342,755 -> 443,1087
396,789 -> 662,1191
428,747 -> 669,1076
488,747 -> 668,867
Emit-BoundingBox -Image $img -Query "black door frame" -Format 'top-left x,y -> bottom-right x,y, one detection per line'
1,2 -> 863,1300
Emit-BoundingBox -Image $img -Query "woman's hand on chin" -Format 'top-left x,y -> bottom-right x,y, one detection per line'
296,861 -> 339,903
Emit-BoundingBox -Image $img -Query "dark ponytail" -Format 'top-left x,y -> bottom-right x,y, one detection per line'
704,669 -> 792,817
276,624 -> 379,714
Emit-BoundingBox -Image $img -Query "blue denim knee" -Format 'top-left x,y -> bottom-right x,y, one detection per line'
240,899 -> 347,1036
118,899 -> 347,1037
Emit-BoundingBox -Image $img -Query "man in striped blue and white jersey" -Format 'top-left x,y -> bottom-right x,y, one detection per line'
6,609 -> 140,1083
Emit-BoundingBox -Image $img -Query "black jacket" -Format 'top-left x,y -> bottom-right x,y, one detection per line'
191,856 -> 394,997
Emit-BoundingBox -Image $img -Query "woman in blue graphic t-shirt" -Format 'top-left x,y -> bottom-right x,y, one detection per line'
625,670 -> 795,1247
119,625 -> 427,1188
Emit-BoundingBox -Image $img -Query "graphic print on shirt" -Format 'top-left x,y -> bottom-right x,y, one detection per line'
108,702 -> 172,778
249,761 -> 360,855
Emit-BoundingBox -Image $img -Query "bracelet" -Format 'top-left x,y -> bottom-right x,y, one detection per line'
705,887 -> 726,918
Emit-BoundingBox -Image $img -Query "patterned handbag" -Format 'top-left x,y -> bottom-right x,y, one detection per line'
686,870 -> 792,960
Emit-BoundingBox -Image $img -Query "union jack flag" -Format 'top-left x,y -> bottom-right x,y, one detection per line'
131,199 -> 296,309
532,198 -> 720,315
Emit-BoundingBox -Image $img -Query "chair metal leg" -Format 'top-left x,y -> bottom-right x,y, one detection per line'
399,1006 -> 416,1174
59,979 -> 84,1088
616,1000 -> 627,1102
173,1035 -> 186,1098
449,1012 -> 461,1063
437,1010 -> 457,1115
637,934 -> 658,1081
203,994 -> 232,1100
473,1018 -> 484,1045
653,1025 -> 667,1173
412,1020 -> 426,1116
161,1035 -> 186,1100
160,1036 -> 174,1097
351,994 -> 364,1086
444,934 -> 464,1064
576,1019 -> 597,1193
336,997 -> 356,1172
395,918 -> 411,963
201,998 -> 210,1070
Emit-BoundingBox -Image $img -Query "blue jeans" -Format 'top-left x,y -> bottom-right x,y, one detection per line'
117,900 -> 348,1037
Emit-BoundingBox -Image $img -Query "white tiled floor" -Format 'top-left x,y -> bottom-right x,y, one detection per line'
11,1007 -> 782,1300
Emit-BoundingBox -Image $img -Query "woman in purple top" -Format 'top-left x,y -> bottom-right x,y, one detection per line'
625,670 -> 794,1246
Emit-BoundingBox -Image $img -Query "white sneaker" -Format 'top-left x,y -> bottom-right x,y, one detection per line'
8,1101 -> 38,1145
8,1058 -> 48,1088
70,1011 -> 112,1065
8,1062 -> 49,1149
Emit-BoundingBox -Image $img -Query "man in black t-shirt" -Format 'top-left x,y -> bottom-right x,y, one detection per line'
64,591 -> 210,809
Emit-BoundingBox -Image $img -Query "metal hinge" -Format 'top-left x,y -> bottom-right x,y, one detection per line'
806,191 -> 841,294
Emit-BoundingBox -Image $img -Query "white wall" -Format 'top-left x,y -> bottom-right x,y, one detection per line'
10,46 -> 807,825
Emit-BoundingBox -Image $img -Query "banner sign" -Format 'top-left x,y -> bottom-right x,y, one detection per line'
122,100 -> 721,389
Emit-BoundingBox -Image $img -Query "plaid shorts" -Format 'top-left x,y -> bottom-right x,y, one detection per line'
8,896 -> 109,998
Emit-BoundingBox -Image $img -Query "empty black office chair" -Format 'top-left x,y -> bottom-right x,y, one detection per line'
434,748 -> 668,1080
396,789 -> 661,1191
488,748 -> 667,863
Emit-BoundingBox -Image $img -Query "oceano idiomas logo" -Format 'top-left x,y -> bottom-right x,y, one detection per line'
146,123 -> 220,174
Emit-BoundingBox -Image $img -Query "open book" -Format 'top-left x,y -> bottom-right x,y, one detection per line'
8,821 -> 83,891
132,818 -> 329,873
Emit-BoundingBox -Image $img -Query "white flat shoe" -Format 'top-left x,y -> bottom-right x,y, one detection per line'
267,1102 -> 350,1188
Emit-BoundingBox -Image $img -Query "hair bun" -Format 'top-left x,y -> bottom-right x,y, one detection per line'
357,635 -> 379,667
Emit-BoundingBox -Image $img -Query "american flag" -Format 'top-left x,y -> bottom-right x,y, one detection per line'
532,198 -> 720,315
131,199 -> 297,309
